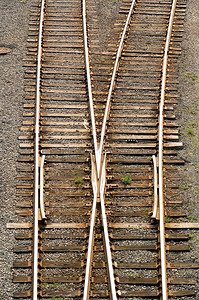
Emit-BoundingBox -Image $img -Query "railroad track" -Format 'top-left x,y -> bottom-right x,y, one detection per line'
7,0 -> 199,299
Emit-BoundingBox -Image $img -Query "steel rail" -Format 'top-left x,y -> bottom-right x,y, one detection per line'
100,155 -> 117,300
33,0 -> 45,299
83,0 -> 136,297
82,0 -> 102,296
83,155 -> 98,300
97,0 -> 136,177
83,156 -> 117,300
82,0 -> 98,174
158,0 -> 177,299
82,0 -> 119,294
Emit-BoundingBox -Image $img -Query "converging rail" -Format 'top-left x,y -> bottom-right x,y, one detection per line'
98,0 -> 136,176
82,0 -> 117,296
84,0 -> 178,298
158,0 -> 177,298
9,0 -> 199,299
34,0 -> 182,298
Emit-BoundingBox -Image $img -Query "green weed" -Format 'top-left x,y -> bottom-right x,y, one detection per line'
191,74 -> 198,81
99,106 -> 103,113
187,121 -> 196,127
179,184 -> 189,190
188,107 -> 196,114
187,215 -> 198,220
183,72 -> 198,81
187,128 -> 194,135
182,120 -> 197,137
74,175 -> 84,184
164,216 -> 173,222
121,173 -> 131,185
172,205 -> 177,209
44,283 -> 61,289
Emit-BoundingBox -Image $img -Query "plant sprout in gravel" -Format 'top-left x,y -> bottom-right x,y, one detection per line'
121,173 -> 131,185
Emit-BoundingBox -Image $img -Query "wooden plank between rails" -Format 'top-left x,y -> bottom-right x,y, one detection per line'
7,222 -> 88,229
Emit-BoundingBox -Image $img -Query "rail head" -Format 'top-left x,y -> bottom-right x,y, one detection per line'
98,0 -> 136,176
82,0 -> 98,172
83,155 -> 98,300
100,155 -> 117,300
158,0 -> 177,299
33,0 -> 45,299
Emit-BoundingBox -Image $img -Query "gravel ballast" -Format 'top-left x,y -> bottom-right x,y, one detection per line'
0,0 -> 33,298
